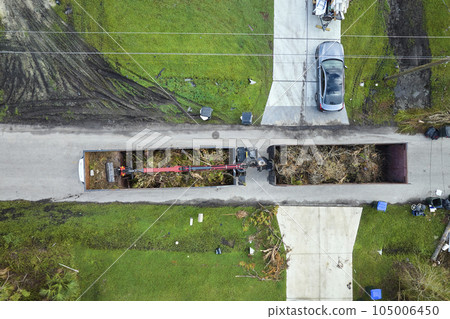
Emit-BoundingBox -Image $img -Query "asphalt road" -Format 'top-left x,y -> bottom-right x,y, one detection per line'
0,124 -> 448,205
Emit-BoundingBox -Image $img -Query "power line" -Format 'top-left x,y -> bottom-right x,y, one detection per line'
1,30 -> 450,39
342,34 -> 450,39
0,50 -> 447,60
0,30 -> 273,36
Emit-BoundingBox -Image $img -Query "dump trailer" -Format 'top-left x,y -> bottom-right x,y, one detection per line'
79,147 -> 270,190
267,143 -> 408,185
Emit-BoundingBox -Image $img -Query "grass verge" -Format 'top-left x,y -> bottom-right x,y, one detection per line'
0,201 -> 285,301
341,0 -> 397,125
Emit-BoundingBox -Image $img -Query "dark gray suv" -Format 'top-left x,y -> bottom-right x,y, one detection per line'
315,41 -> 345,112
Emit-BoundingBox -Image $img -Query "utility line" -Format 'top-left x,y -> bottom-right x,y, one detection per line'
0,50 -> 447,60
1,30 -> 450,39
342,34 -> 450,39
0,30 -> 273,36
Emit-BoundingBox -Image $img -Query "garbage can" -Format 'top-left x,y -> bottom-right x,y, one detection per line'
376,201 -> 387,212
370,289 -> 382,300
426,197 -> 443,209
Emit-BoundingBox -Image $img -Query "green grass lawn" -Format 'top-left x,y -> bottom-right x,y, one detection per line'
341,0 -> 397,125
75,249 -> 284,300
0,201 -> 285,301
54,0 -> 274,124
422,0 -> 450,108
353,204 -> 448,300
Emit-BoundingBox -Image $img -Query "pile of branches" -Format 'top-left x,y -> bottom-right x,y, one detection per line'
238,206 -> 289,281
396,108 -> 450,133
275,145 -> 384,185
394,258 -> 450,301
132,149 -> 234,188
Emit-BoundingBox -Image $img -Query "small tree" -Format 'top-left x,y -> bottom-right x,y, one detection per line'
395,258 -> 450,301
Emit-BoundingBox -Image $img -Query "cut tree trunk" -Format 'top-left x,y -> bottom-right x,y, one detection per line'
431,221 -> 450,262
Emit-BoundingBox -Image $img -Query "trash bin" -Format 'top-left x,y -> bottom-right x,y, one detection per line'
443,199 -> 450,210
240,112 -> 252,125
370,289 -> 382,300
441,126 -> 450,138
376,201 -> 387,212
200,107 -> 213,121
426,197 -> 443,209
425,127 -> 440,140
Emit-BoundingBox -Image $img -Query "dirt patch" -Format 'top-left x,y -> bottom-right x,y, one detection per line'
0,0 -> 191,126
386,0 -> 431,111
49,209 -> 81,225
259,11 -> 269,21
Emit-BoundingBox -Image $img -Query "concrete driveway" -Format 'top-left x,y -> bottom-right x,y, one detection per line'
261,0 -> 349,126
277,206 -> 362,300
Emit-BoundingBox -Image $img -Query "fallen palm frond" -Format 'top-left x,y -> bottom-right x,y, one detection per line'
239,206 -> 289,281
235,210 -> 249,219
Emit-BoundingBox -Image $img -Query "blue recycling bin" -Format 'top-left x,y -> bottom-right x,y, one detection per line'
370,289 -> 382,300
376,201 -> 387,212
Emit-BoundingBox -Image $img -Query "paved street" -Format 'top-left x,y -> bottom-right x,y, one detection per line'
1,124 -> 448,205
261,0 -> 349,126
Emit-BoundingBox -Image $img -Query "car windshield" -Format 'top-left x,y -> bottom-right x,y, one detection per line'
322,59 -> 343,105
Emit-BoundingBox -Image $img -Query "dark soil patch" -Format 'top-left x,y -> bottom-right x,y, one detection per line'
0,207 -> 24,221
259,11 -> 269,20
0,0 -> 192,127
48,208 -> 82,225
43,204 -> 56,212
386,0 -> 432,111
383,245 -> 418,255
221,237 -> 235,248
439,250 -> 450,269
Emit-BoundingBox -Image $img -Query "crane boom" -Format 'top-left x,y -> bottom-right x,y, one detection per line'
119,164 -> 244,176
106,147 -> 271,183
